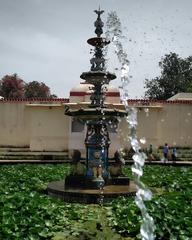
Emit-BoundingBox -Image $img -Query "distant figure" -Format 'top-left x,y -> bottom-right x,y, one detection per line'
171,147 -> 177,163
148,144 -> 155,162
163,143 -> 169,162
71,150 -> 85,176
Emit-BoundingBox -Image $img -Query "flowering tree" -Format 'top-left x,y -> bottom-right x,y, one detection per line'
0,74 -> 25,98
0,74 -> 57,99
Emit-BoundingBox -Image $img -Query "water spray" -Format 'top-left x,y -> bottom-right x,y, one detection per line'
106,11 -> 156,240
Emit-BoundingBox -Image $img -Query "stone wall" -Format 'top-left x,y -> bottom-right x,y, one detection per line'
0,99 -> 191,153
0,102 -> 30,147
119,101 -> 192,149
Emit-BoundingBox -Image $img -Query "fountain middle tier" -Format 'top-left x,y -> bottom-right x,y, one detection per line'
87,37 -> 110,47
65,102 -> 127,120
80,71 -> 116,85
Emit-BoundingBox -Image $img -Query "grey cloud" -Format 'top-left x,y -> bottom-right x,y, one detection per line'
0,0 -> 191,98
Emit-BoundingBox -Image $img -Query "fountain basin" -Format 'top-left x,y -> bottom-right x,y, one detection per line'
65,107 -> 127,119
47,180 -> 136,203
65,104 -> 127,120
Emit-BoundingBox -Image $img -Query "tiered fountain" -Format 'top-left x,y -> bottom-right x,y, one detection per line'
47,8 -> 136,203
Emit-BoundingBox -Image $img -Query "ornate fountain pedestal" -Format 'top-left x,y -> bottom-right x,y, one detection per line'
47,8 -> 136,203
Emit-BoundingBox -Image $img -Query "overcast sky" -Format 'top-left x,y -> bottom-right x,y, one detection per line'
0,0 -> 191,98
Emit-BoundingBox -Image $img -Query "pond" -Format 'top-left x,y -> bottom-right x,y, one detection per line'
0,164 -> 192,239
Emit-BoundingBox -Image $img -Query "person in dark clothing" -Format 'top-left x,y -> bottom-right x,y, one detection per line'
163,143 -> 169,162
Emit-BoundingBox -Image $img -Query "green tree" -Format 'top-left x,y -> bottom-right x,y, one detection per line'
24,81 -> 51,99
0,74 -> 25,98
144,52 -> 192,100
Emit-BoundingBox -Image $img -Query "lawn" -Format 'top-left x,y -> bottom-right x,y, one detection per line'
0,164 -> 192,239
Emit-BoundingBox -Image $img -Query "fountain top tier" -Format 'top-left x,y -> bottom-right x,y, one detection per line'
87,8 -> 109,46
80,8 -> 116,108
65,8 -> 126,118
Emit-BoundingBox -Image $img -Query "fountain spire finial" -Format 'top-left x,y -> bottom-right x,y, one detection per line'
94,7 -> 104,37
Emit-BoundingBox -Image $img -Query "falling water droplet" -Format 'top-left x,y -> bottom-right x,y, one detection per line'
140,138 -> 146,144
